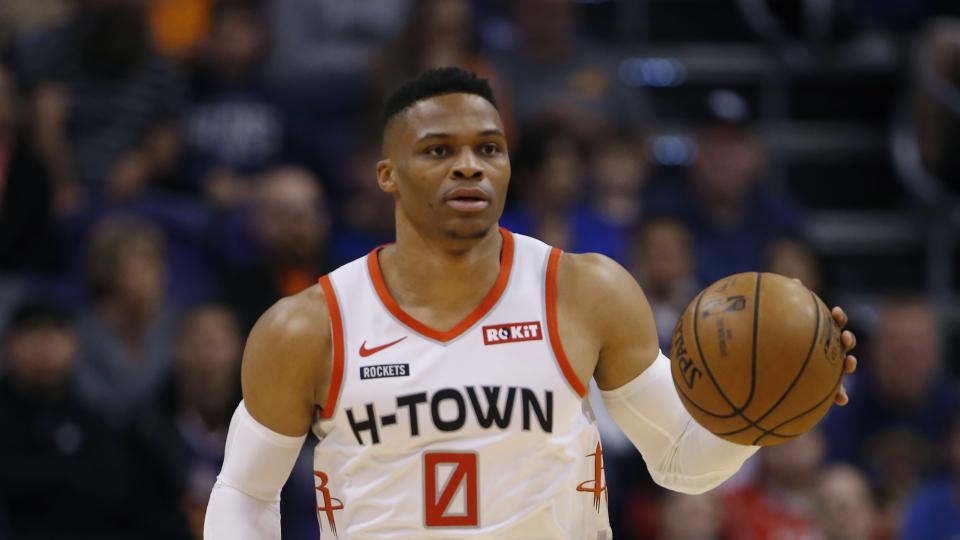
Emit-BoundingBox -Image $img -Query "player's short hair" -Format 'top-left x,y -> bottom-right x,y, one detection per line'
382,67 -> 497,128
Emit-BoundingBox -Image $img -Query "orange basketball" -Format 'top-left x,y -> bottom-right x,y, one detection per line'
669,272 -> 846,446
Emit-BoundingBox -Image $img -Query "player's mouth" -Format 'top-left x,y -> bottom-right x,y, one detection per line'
443,187 -> 491,212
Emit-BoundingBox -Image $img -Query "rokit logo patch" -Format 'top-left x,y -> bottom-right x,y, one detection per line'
482,321 -> 543,345
360,363 -> 410,380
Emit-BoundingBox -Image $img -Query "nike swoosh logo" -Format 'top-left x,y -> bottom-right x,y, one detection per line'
359,336 -> 407,358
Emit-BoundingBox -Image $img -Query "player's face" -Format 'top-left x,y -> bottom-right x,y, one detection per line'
379,93 -> 510,241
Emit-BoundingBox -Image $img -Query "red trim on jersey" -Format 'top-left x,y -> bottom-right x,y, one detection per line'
545,248 -> 587,397
318,275 -> 345,419
366,228 -> 515,343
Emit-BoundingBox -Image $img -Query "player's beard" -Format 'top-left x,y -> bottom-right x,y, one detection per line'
444,224 -> 491,241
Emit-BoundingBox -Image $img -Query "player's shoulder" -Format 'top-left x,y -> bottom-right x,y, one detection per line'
243,284 -> 331,397
557,251 -> 637,297
243,284 -> 331,433
555,251 -> 653,329
250,283 -> 331,348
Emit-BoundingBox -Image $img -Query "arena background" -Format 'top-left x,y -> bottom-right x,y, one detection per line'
0,0 -> 959,538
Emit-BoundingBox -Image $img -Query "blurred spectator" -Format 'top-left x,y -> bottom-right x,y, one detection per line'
372,0 -> 516,146
765,236 -> 825,297
180,0 -> 286,209
492,0 -> 649,140
815,464 -> 879,540
21,0 -> 183,214
646,108 -> 805,285
266,0 -> 409,82
916,18 -> 960,196
501,122 -> 625,260
148,0 -> 214,60
75,215 -> 179,420
824,297 -> 958,461
266,0 -> 408,193
900,411 -> 960,539
0,299 -> 190,539
0,64 -> 63,273
333,140 -> 395,262
823,297 -> 960,534
0,0 -> 70,53
588,132 -> 648,232
659,491 -> 723,540
140,304 -> 242,539
220,166 -> 331,330
629,218 -> 697,352
722,430 -> 825,540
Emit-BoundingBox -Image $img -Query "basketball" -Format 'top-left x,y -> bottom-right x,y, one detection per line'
669,272 -> 846,446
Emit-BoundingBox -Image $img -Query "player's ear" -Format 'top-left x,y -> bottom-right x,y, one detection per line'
376,159 -> 398,193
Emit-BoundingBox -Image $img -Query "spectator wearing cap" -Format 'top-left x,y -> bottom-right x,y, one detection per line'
645,90 -> 805,286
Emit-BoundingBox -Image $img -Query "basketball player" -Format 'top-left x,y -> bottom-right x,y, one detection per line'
204,68 -> 857,539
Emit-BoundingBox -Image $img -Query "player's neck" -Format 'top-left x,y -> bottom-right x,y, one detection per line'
379,221 -> 503,318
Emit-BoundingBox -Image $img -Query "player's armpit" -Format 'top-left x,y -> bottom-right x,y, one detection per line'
601,352 -> 759,494
241,284 -> 331,436
556,252 -> 660,390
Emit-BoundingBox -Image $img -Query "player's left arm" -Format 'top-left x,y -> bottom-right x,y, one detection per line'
559,253 -> 856,494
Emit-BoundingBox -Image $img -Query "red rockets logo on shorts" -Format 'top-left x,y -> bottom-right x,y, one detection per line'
482,321 -> 543,345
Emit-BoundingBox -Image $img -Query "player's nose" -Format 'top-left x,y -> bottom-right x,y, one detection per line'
451,148 -> 483,180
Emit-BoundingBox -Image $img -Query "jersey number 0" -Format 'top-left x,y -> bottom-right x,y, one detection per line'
423,452 -> 479,527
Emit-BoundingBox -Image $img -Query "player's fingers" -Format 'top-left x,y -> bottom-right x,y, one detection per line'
841,330 -> 856,351
831,306 -> 848,328
844,355 -> 857,374
834,384 -> 849,406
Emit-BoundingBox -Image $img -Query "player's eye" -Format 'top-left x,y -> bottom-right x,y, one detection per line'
480,143 -> 502,156
426,145 -> 450,158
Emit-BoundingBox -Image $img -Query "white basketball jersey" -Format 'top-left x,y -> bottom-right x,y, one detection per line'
312,229 -> 612,539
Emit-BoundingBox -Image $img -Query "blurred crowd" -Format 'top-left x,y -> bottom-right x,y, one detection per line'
0,0 -> 958,539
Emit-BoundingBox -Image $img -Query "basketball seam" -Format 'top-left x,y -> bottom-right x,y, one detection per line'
688,290 -> 740,418
752,321 -> 846,445
750,376 -> 842,444
711,289 -> 822,438
743,271 -> 761,412
689,274 -> 758,422
672,290 -> 740,418
680,276 -> 840,446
